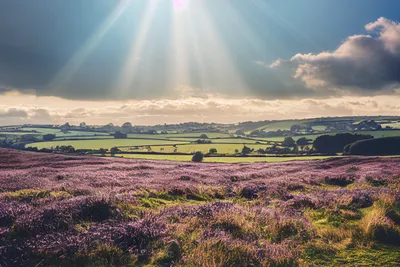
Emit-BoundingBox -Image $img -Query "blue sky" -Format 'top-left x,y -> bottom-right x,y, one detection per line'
0,0 -> 400,124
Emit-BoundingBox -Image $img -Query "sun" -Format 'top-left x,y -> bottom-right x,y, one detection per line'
173,0 -> 190,12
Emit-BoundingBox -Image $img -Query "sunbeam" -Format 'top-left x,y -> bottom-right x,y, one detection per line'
166,0 -> 248,97
116,0 -> 159,96
49,0 -> 133,92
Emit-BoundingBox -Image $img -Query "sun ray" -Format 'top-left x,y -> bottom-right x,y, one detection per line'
166,0 -> 249,98
49,0 -> 133,91
116,0 -> 159,96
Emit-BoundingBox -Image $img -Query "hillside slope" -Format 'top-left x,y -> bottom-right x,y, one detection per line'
0,149 -> 399,266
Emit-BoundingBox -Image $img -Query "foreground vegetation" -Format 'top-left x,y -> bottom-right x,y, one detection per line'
0,149 -> 399,266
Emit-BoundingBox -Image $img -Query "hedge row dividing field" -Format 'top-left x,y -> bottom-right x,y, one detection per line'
0,149 -> 399,266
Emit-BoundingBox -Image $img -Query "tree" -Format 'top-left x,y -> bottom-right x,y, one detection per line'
234,149 -> 239,153
61,122 -> 71,129
79,122 -> 87,128
200,134 -> 209,139
43,134 -> 56,141
235,130 -> 246,136
99,148 -> 107,156
282,137 -> 296,147
249,129 -> 260,136
114,131 -> 127,139
257,148 -> 266,154
313,133 -> 373,154
110,147 -> 120,156
296,137 -> 308,147
241,146 -> 253,155
209,148 -> 218,154
192,151 -> 204,162
347,137 -> 400,156
122,122 -> 133,133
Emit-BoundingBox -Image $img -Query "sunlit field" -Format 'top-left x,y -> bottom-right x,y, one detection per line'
22,127 -> 110,137
28,139 -> 190,150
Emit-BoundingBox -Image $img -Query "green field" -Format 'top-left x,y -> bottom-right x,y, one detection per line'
311,125 -> 327,131
54,136 -> 114,140
256,120 -> 305,132
120,143 -> 271,154
160,132 -> 232,138
0,131 -> 41,136
380,122 -> 400,129
201,138 -> 266,144
27,139 -> 190,150
21,127 -> 109,137
114,154 -> 334,163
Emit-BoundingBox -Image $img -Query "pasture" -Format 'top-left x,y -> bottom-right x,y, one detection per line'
21,127 -> 109,137
28,139 -> 189,150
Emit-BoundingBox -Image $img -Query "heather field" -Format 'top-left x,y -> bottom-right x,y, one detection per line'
0,149 -> 399,266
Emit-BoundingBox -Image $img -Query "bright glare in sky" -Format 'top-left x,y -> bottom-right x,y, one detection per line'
173,0 -> 190,11
1,0 -> 400,125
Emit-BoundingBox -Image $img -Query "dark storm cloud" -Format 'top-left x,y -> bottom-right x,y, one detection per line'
272,18 -> 400,94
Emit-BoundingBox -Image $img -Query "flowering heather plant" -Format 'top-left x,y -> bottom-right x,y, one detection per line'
0,149 -> 399,266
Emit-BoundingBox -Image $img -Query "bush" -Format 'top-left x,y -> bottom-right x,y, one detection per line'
43,134 -> 56,141
114,131 -> 127,139
192,151 -> 204,162
296,137 -> 309,146
241,146 -> 253,155
282,137 -> 296,147
209,148 -> 218,154
110,147 -> 120,156
324,176 -> 355,187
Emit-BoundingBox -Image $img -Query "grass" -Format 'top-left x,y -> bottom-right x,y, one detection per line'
55,136 -> 115,140
0,132 -> 40,136
256,120 -> 304,132
27,139 -> 190,150
160,132 -> 232,138
22,127 -> 109,137
381,122 -> 400,129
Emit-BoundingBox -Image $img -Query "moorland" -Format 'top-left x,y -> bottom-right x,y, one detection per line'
0,149 -> 399,266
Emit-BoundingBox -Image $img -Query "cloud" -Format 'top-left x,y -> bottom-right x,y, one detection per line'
271,17 -> 400,94
1,93 -> 400,125
0,108 -> 28,118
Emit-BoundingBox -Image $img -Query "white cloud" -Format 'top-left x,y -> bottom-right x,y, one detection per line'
271,17 -> 400,94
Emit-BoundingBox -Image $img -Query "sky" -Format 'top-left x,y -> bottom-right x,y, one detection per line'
1,0 -> 400,125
